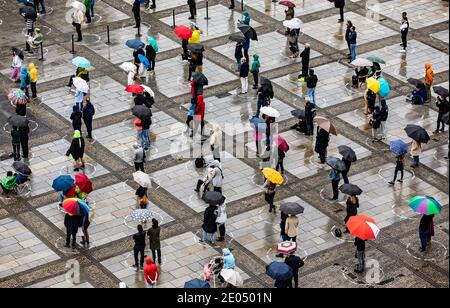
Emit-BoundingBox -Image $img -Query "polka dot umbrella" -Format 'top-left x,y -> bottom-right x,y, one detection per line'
129,209 -> 153,223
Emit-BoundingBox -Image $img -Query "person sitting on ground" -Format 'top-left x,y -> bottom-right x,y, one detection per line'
15,172 -> 30,185
0,171 -> 17,195
409,82 -> 427,105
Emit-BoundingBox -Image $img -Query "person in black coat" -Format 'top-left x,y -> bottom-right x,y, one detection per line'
285,252 -> 304,288
19,124 -> 30,160
64,213 -> 82,249
299,44 -> 310,79
145,44 -> 156,72
335,0 -> 345,22
66,131 -> 85,171
304,100 -> 315,136
201,204 -> 218,244
371,105 -> 382,142
435,96 -> 449,133
355,236 -> 366,273
132,0 -> 141,29
315,127 -> 330,164
16,102 -> 27,116
82,99 -> 95,140
341,158 -> 352,184
344,195 -> 358,233
70,106 -> 83,131
134,93 -> 147,106
345,20 -> 353,59
234,42 -> 243,71
239,57 -> 250,94
133,224 -> 146,270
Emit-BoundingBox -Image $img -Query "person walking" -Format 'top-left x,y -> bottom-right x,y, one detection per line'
64,213 -> 81,249
132,0 -> 141,29
28,63 -> 39,99
379,99 -> 389,139
410,140 -> 422,168
188,0 -> 197,20
19,124 -> 30,162
210,124 -> 221,162
371,105 -> 382,142
132,225 -> 146,271
424,63 -> 434,103
11,127 -> 21,162
341,157 -> 352,184
315,127 -> 330,164
388,154 -> 405,185
285,252 -> 304,288
354,236 -> 366,273
344,195 -> 358,232
82,99 -> 95,140
84,0 -> 92,23
251,54 -> 260,89
66,130 -> 85,171
345,20 -> 353,59
335,0 -> 345,22
419,214 -> 434,252
72,7 -> 85,41
348,26 -> 357,62
435,95 -> 449,133
285,215 -> 299,242
275,147 -> 286,175
133,144 -> 145,172
147,218 -> 162,265
240,57 -> 249,94
143,258 -> 159,288
306,69 -> 318,105
298,44 -> 311,80
70,106 -> 83,131
329,167 -> 341,201
201,204 -> 218,244
400,12 -> 409,52
264,179 -> 277,213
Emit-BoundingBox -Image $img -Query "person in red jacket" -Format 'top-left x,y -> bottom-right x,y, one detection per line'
143,257 -> 158,288
192,95 -> 205,138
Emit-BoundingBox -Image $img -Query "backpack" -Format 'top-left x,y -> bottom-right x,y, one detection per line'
195,157 -> 206,168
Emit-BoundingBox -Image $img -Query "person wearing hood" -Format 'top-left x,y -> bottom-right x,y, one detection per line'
306,69 -> 318,105
234,42 -> 243,72
188,26 -> 201,45
210,123 -> 222,162
222,248 -> 236,269
133,143 -> 145,172
424,63 -> 434,103
304,98 -> 315,136
145,43 -> 157,73
315,127 -> 329,164
240,57 -> 249,94
240,11 -> 251,25
70,106 -> 83,131
193,95 -> 205,138
0,171 -> 17,195
216,200 -> 227,241
348,26 -> 357,62
285,252 -> 304,288
82,99 -> 95,140
201,204 -> 218,244
285,214 -> 299,242
133,225 -> 146,271
28,63 -> 39,99
298,44 -> 310,80
66,130 -> 85,171
143,257 -> 159,288
251,54 -> 260,89
19,67 -> 31,99
147,218 -> 161,265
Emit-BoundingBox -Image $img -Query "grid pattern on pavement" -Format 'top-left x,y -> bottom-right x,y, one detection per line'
431,29 -> 450,44
28,274 -> 94,288
421,145 -> 449,178
122,0 -> 188,12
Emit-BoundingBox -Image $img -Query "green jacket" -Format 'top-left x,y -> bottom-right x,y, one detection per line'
251,54 -> 260,73
0,175 -> 16,191
84,0 -> 91,8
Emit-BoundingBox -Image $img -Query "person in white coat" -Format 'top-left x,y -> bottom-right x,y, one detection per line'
195,160 -> 224,194
210,124 -> 222,162
72,8 -> 85,42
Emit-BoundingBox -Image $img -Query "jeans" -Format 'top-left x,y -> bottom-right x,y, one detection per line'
419,230 -> 429,250
134,245 -> 145,267
236,58 -> 241,71
30,82 -> 37,98
201,229 -> 216,243
350,44 -> 357,61
401,31 -> 407,49
307,87 -> 316,104
91,0 -> 95,17
139,129 -> 150,149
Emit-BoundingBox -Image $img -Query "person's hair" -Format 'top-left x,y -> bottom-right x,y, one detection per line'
152,218 -> 159,228
137,224 -> 143,233
347,20 -> 353,26
7,171 -> 13,176
402,12 -> 407,17
351,26 -> 356,31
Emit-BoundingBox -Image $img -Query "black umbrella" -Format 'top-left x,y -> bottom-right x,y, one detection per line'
442,112 -> 449,125
338,145 -> 357,162
237,24 -> 258,40
260,77 -> 273,93
433,86 -> 449,98
407,78 -> 423,88
193,72 -> 209,86
13,161 -> 32,175
19,6 -> 37,19
326,157 -> 347,172
187,44 -> 205,53
8,114 -> 29,128
291,109 -> 305,119
339,184 -> 363,196
229,33 -> 245,43
404,124 -> 430,143
202,191 -> 226,206
132,105 -> 152,119
280,202 -> 305,215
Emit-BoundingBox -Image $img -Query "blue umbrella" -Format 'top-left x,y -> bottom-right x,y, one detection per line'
126,39 -> 145,50
389,139 -> 408,156
266,261 -> 293,281
52,175 -> 75,192
378,78 -> 391,97
138,54 -> 150,69
71,56 -> 91,68
17,0 -> 33,5
184,278 -> 211,288
249,116 -> 267,131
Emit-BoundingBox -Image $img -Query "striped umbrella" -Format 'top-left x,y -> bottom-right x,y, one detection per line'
408,196 -> 442,215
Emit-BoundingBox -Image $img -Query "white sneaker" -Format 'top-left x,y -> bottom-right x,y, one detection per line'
400,49 -> 406,53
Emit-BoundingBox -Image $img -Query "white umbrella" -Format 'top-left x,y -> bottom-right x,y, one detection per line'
129,209 -> 153,222
350,58 -> 373,67
283,18 -> 303,30
141,85 -> 155,97
260,106 -> 280,118
71,1 -> 86,13
72,77 -> 89,93
133,171 -> 152,188
119,62 -> 136,73
220,269 -> 243,287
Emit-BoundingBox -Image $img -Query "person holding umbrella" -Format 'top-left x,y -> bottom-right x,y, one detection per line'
239,57 -> 249,94
146,36 -> 158,73
410,139 -> 422,168
409,196 -> 441,252
66,130 -> 85,171
405,124 -> 430,168
282,2 -> 295,35
64,213 -> 82,249
419,214 -> 434,252
435,94 -> 449,133
315,126 -> 330,164
263,168 -> 284,213
340,184 -> 361,233
285,252 -> 304,288
338,145 -> 356,184
266,261 -> 293,288
285,214 -> 299,242
288,30 -> 299,58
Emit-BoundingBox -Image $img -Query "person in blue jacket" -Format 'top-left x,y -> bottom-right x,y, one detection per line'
222,248 -> 236,269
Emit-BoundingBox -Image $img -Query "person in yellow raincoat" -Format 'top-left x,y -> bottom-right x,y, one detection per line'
188,27 -> 201,45
424,63 -> 434,103
28,63 -> 39,99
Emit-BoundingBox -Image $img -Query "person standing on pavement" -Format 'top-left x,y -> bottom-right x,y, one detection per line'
216,201 -> 227,242
329,167 -> 341,201
341,157 -> 352,184
371,105 -> 382,142
298,44 -> 310,80
379,99 -> 389,140
72,7 -> 85,42
345,20 -> 353,60
147,218 -> 162,265
143,258 -> 159,288
234,42 -> 243,72
19,124 -> 30,162
70,106 -> 83,132
229,0 -> 235,9
133,144 -> 145,172
188,0 -> 197,20
28,63 -> 39,99
400,12 -> 409,52
66,130 -> 85,171
201,204 -> 218,244
348,26 -> 357,62
11,127 -> 21,162
84,0 -> 91,24
424,63 -> 434,103
285,252 -> 304,289
210,123 -> 222,162
285,215 -> 299,242
419,214 -> 434,252
410,139 -> 422,168
240,57 -> 249,94
242,36 -> 250,62
133,225 -> 146,271
24,14 -> 35,53
264,179 -> 277,213
306,69 -> 318,105
335,0 -> 345,22
304,99 -> 315,136
344,195 -> 358,233
315,127 -> 330,164
64,213 -> 81,249
354,236 -> 366,273
82,99 -> 95,140
132,0 -> 141,29
251,54 -> 260,89
388,154 -> 405,185
145,42 -> 157,73
435,95 -> 449,133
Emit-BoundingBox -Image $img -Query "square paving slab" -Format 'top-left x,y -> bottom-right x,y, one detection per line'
421,145 -> 449,178
431,29 -> 450,44
27,274 -> 94,288
245,0 -> 335,20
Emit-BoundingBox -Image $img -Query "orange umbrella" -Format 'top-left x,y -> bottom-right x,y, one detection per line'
314,116 -> 337,135
346,215 -> 380,240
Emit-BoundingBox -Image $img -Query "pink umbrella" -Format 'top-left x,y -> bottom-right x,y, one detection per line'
277,241 -> 297,254
279,1 -> 296,8
274,135 -> 290,152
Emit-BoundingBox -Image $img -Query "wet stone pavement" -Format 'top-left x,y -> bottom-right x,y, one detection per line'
0,0 -> 448,289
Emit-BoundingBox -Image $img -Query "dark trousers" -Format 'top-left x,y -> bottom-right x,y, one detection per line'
214,187 -> 222,193
135,162 -> 145,172
30,82 -> 37,98
20,136 -> 29,159
189,5 -> 197,18
66,233 -> 76,247
331,180 -> 340,200
218,224 -> 226,238
151,249 -> 161,264
319,150 -> 326,164
149,57 -> 156,71
252,72 -> 259,87
401,31 -> 408,49
12,144 -> 21,161
292,271 -> 299,288
339,6 -> 344,20
342,170 -> 349,184
134,13 -> 141,28
437,112 -> 445,131
419,230 -> 428,250
74,23 -> 82,41
265,192 -> 275,209
83,118 -> 93,139
393,164 -> 404,181
134,245 -> 145,267
85,10 -> 91,23
243,48 -> 249,62
276,159 -> 285,174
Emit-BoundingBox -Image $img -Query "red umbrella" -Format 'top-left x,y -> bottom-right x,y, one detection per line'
125,84 -> 145,94
279,1 -> 296,8
75,173 -> 93,194
346,215 -> 380,240
274,135 -> 290,152
174,25 -> 193,40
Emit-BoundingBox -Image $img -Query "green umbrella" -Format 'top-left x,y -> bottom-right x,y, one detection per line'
367,56 -> 386,65
408,196 -> 442,215
146,36 -> 159,52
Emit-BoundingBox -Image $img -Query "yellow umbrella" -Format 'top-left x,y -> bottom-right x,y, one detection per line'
262,168 -> 284,185
366,77 -> 380,93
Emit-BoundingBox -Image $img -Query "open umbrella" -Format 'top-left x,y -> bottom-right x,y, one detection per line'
220,269 -> 243,287
138,54 -> 150,68
433,86 -> 449,98
408,196 -> 442,215
404,124 -> 430,143
314,116 -> 337,135
187,44 -> 205,53
277,241 -> 297,254
249,117 -> 267,131
133,171 -> 152,188
350,58 -> 373,67
184,278 -> 210,288
266,262 -> 293,281
119,62 -> 136,73
12,161 -> 32,175
366,77 -> 380,93
326,157 -> 347,172
389,139 -> 408,155
378,78 -> 390,97
52,175 -> 75,192
146,36 -> 159,52
229,33 -> 245,43
192,72 -> 209,86
238,24 -> 258,40
8,88 -> 27,105
72,77 -> 89,93
366,56 -> 386,65
260,106 -> 280,118
346,215 -> 380,240
279,1 -> 296,8
126,39 -> 145,50
283,18 -> 303,30
129,209 -> 153,222
442,113 -> 449,125
280,202 -> 304,215
75,173 -> 93,194
141,85 -> 155,97
62,198 -> 90,216
71,56 -> 91,68
202,191 -> 226,206
291,109 -> 305,119
8,115 -> 29,128
339,184 -> 363,196
338,145 -> 357,162
70,1 -> 86,13
262,168 -> 284,185
19,6 -> 37,19
174,25 -> 193,40
407,78 -> 423,88
125,84 -> 145,94
132,105 -> 152,119
274,135 -> 289,152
